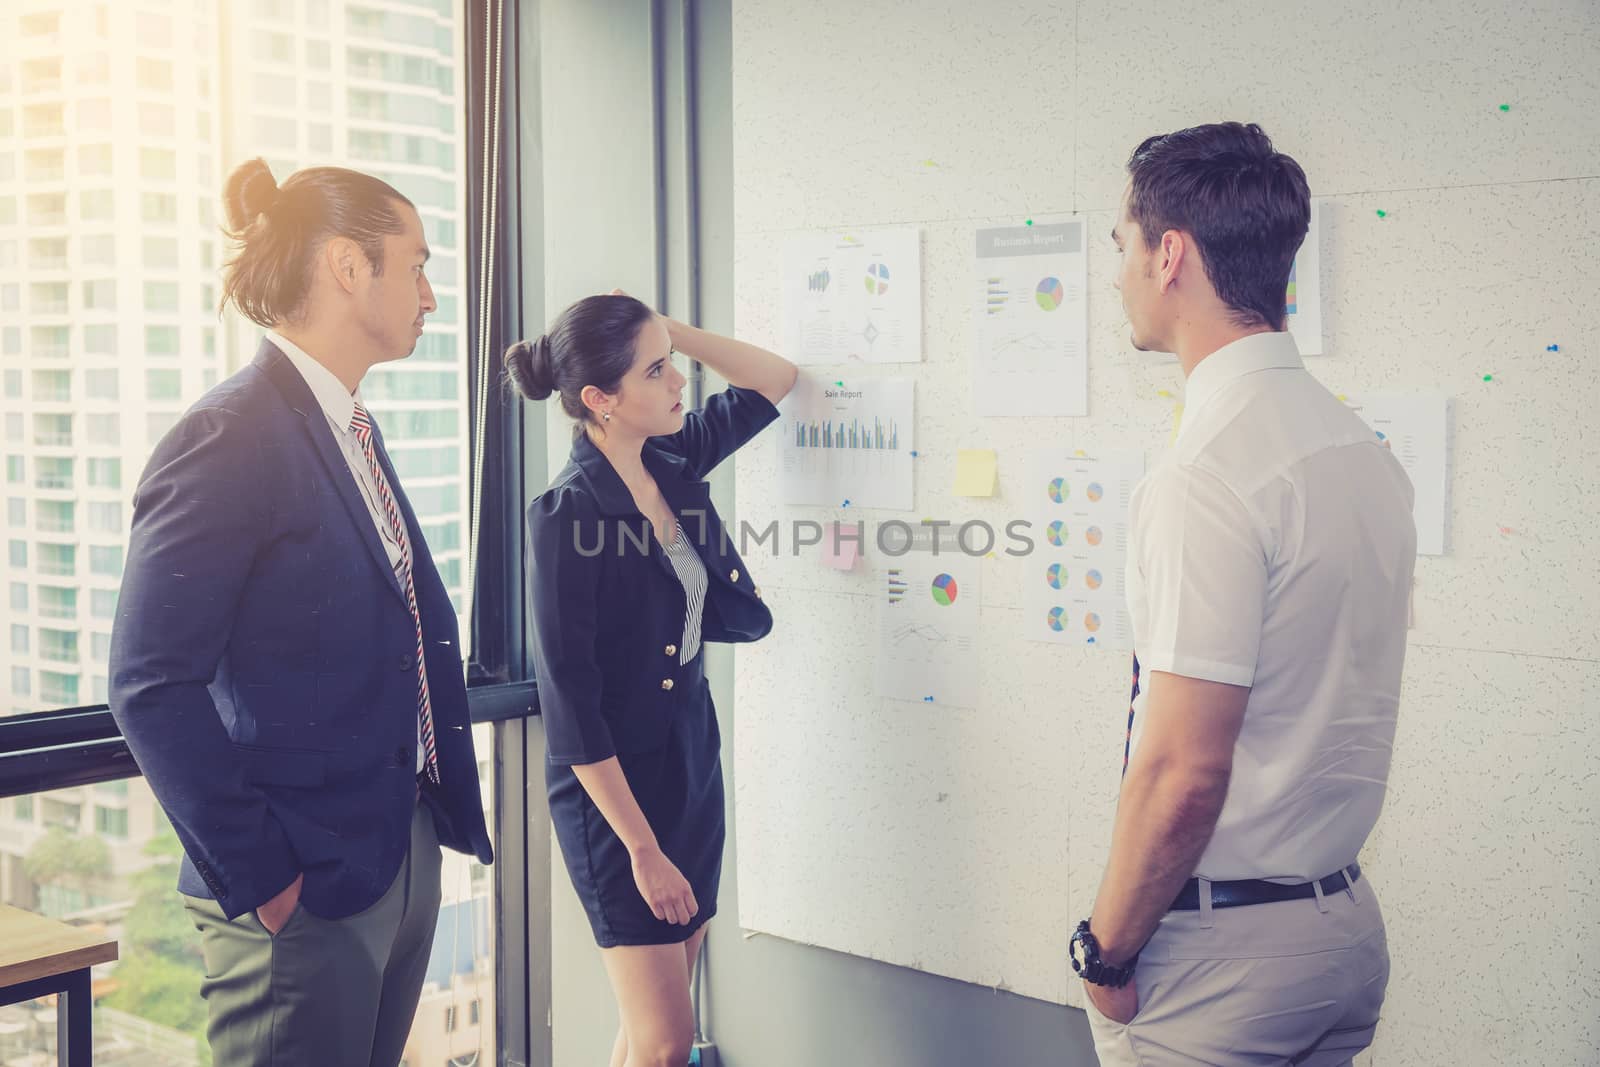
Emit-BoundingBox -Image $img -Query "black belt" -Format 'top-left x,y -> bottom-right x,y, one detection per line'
1169,862 -> 1362,911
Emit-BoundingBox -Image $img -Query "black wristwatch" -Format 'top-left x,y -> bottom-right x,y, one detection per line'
1070,919 -> 1138,988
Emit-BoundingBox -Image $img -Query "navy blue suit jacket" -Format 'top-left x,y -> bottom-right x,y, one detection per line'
526,385 -> 779,764
109,340 -> 493,921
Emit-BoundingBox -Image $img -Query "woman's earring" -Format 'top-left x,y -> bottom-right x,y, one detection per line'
602,411 -> 612,422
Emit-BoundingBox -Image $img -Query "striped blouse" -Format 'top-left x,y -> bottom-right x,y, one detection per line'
663,527 -> 707,665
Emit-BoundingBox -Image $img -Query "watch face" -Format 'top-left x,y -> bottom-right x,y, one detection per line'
1068,931 -> 1087,973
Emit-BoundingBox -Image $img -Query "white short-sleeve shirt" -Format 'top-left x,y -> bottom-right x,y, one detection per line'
1125,331 -> 1417,882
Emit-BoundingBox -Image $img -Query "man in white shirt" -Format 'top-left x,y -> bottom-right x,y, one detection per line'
1071,123 -> 1417,1066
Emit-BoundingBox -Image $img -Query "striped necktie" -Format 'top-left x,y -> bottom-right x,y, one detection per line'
350,402 -> 440,784
1123,653 -> 1140,778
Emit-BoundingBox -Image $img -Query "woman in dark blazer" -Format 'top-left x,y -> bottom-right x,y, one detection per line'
506,293 -> 796,1067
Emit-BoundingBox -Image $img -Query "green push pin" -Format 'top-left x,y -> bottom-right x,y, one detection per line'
1499,104 -> 1511,112
1482,374 -> 1494,382
1376,210 -> 1388,219
1025,219 -> 1033,226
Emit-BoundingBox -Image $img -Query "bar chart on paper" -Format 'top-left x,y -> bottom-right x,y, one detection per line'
777,376 -> 915,510
792,415 -> 902,451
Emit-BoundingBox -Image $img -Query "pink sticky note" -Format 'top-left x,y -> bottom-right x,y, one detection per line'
822,522 -> 861,571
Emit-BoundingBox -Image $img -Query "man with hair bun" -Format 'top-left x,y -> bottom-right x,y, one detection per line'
110,158 -> 492,1067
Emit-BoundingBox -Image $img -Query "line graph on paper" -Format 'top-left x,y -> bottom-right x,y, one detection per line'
876,551 -> 981,707
887,622 -> 956,648
985,330 -> 1055,358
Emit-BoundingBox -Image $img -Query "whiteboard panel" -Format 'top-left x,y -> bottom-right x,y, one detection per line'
729,4 -> 1600,1059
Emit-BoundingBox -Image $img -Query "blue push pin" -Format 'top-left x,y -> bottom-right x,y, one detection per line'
910,450 -> 919,457
1087,637 -> 1097,645
843,499 -> 851,507
924,696 -> 935,703
1547,344 -> 1560,352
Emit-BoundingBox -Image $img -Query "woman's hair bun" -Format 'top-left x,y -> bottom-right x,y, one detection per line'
504,335 -> 556,401
223,157 -> 281,232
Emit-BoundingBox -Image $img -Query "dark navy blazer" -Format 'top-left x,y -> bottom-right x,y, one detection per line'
526,386 -> 780,764
109,340 -> 493,921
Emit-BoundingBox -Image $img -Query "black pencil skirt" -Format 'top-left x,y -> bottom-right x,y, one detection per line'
546,653 -> 724,947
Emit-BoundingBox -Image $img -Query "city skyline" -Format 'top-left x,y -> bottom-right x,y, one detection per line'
3,0 -> 472,720
1,3 -> 489,1064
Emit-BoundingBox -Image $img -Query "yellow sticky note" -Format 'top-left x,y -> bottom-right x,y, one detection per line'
954,449 -> 998,497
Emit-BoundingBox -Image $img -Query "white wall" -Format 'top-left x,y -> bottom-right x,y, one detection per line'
729,2 -> 1600,1063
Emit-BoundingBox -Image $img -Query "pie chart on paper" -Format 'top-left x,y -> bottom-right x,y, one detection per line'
1036,276 -> 1065,311
930,573 -> 959,606
1046,563 -> 1067,589
865,262 -> 891,296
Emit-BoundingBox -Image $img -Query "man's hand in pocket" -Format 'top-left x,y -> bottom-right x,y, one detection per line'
256,873 -> 304,935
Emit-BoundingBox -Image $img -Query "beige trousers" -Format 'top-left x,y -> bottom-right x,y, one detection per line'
1085,874 -> 1389,1066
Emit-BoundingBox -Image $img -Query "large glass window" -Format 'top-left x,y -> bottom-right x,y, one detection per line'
83,324 -> 117,355
143,240 -> 181,272
24,150 -> 66,185
81,280 -> 116,312
31,328 -> 69,360
139,103 -> 177,138
38,586 -> 77,620
85,459 -> 120,489
30,285 -> 69,316
84,415 -> 119,447
34,499 -> 73,532
37,543 -> 75,576
87,502 -> 122,534
88,546 -> 123,579
30,239 -> 68,271
84,369 -> 118,399
79,144 -> 113,177
31,371 -> 70,403
0,3 -> 487,1064
34,458 -> 73,491
90,589 -> 117,620
38,628 -> 78,664
145,369 -> 182,401
78,190 -> 113,223
80,99 -> 113,133
140,194 -> 178,226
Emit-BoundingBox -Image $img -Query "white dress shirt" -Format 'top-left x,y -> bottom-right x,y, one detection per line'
267,331 -> 423,773
1125,331 -> 1417,882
